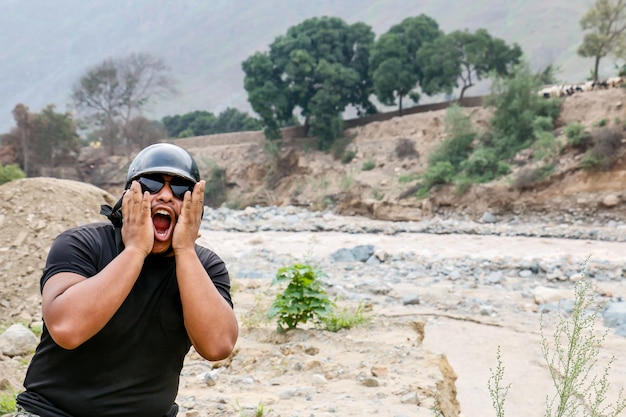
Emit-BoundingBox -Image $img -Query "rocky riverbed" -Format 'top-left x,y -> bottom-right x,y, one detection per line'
2,194 -> 626,417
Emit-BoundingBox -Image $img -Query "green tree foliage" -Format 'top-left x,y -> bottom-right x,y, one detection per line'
577,0 -> 626,81
370,14 -> 443,113
419,29 -> 523,101
31,105 -> 82,175
71,52 -> 176,154
242,16 -> 376,148
486,62 -> 555,159
0,164 -> 25,185
3,104 -> 80,176
162,108 -> 262,138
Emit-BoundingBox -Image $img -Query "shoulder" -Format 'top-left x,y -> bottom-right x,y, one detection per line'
53,222 -> 117,249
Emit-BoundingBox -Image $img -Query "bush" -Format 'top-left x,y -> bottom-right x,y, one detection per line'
0,164 -> 25,185
533,115 -> 555,134
429,104 -> 476,170
341,150 -> 356,164
423,161 -> 455,188
267,264 -> 335,332
461,147 -> 510,183
533,131 -> 559,162
513,164 -> 555,190
563,122 -> 590,148
395,138 -> 418,159
203,163 -> 227,208
361,160 -> 376,171
580,127 -> 623,171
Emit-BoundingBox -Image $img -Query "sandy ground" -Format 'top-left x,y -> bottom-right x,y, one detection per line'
197,230 -> 626,417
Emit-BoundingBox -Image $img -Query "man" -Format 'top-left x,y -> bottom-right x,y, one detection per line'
14,143 -> 238,417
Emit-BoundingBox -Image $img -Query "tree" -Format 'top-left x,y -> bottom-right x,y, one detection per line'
31,105 -> 81,176
71,52 -> 176,154
4,104 -> 80,176
418,29 -> 523,102
369,14 -> 443,114
11,104 -> 32,176
242,16 -> 376,148
123,116 -> 168,149
161,108 -> 262,138
577,0 -> 626,81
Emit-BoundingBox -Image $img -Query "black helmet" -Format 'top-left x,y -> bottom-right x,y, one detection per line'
126,143 -> 200,187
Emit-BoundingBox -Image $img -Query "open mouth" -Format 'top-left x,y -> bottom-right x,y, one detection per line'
152,209 -> 173,239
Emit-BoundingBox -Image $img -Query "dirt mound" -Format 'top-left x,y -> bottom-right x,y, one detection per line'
0,178 -> 116,326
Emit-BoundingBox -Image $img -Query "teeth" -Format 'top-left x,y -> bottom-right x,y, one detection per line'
155,209 -> 170,217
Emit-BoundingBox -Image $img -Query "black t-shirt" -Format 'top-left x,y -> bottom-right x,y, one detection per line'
17,222 -> 233,417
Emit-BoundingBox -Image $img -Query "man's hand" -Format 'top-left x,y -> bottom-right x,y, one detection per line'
121,180 -> 154,257
172,180 -> 205,253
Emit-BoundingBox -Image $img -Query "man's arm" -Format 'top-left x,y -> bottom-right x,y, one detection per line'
173,180 -> 239,360
42,182 -> 154,349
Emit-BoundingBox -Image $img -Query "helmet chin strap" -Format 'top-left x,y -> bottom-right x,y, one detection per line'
100,196 -> 124,228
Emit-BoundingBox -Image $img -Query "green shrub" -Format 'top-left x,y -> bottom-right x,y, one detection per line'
563,122 -> 590,148
533,131 -> 559,162
203,163 -> 227,208
267,264 -> 335,332
423,161 -> 455,187
428,104 -> 476,170
460,147 -> 510,183
0,164 -> 25,185
341,150 -> 356,164
595,118 -> 608,127
533,115 -> 555,134
361,159 -> 376,171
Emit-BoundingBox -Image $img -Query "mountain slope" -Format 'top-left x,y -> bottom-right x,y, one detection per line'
0,0 -> 613,133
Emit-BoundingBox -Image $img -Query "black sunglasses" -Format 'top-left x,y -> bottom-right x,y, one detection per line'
137,175 -> 195,200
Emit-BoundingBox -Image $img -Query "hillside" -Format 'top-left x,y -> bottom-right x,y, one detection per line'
0,0 -> 614,133
75,87 -> 626,225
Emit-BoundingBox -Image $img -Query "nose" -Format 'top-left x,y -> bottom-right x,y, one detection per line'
155,180 -> 175,202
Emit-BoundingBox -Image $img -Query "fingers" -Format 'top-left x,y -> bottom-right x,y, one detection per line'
182,180 -> 205,222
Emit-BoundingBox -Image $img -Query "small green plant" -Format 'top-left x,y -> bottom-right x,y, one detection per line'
398,173 -> 420,183
489,268 -> 626,417
267,264 -> 335,332
370,187 -> 385,201
488,346 -> 511,417
321,302 -> 371,332
0,164 -> 25,185
340,172 -> 354,192
541,272 -> 626,417
423,161 -> 455,188
235,400 -> 271,417
595,118 -> 608,127
533,131 -> 559,162
563,122 -> 590,148
361,159 -> 376,171
341,150 -> 356,164
0,389 -> 17,414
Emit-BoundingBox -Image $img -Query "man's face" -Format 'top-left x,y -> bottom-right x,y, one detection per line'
136,174 -> 195,255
